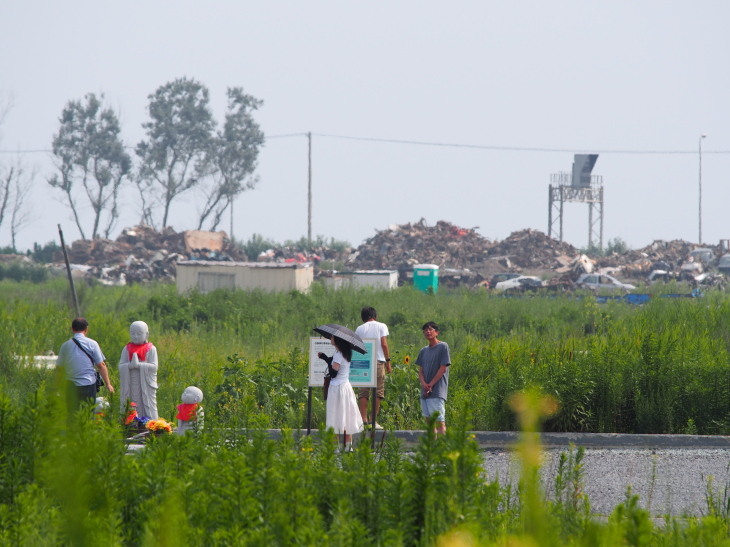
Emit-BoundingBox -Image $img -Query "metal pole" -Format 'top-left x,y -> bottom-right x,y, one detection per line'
307,132 -> 312,244
547,184 -> 553,238
230,197 -> 234,241
306,386 -> 312,435
370,388 -> 376,448
588,202 -> 593,249
58,224 -> 81,317
599,187 -> 604,251
699,134 -> 706,244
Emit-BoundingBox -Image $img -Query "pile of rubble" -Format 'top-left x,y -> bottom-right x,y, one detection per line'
28,220 -> 727,289
348,219 -> 492,269
345,219 -> 493,285
346,223 -> 581,285
54,225 -> 246,285
599,240 -> 702,277
482,228 -> 578,271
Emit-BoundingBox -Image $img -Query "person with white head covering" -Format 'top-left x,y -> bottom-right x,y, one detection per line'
118,320 -> 159,419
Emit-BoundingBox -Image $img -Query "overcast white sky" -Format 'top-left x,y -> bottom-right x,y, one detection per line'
1,1 -> 728,253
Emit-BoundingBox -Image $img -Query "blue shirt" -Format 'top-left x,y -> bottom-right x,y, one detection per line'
56,333 -> 105,387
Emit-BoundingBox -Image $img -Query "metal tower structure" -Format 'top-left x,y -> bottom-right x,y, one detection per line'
548,154 -> 604,250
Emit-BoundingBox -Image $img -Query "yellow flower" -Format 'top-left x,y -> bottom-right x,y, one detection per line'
404,355 -> 411,365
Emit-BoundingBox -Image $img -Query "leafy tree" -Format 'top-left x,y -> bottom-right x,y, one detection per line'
48,93 -> 131,240
29,241 -> 62,263
196,87 -> 264,231
135,77 -> 215,228
606,237 -> 629,255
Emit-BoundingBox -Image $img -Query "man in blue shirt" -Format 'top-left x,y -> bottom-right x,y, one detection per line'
56,317 -> 114,410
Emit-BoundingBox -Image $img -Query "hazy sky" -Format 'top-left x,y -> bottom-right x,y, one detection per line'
1,2 -> 728,253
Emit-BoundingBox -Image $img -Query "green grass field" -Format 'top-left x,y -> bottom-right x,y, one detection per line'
1,280 -> 729,544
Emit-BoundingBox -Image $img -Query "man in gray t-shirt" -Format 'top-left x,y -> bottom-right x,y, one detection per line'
415,321 -> 450,435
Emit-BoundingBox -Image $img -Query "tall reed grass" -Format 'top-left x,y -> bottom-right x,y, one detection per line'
1,280 -> 729,434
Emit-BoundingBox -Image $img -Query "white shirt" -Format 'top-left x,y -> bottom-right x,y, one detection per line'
355,320 -> 389,361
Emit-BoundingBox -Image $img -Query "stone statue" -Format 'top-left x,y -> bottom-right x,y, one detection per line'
175,386 -> 204,435
118,321 -> 158,419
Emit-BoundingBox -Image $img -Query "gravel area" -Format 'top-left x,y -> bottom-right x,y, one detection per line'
482,447 -> 730,517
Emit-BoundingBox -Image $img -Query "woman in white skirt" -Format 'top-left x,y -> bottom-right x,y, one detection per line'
321,335 -> 363,451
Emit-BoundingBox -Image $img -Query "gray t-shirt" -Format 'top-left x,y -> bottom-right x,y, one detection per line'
416,341 -> 451,400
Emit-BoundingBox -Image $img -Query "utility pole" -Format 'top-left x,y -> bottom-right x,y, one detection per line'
698,134 -> 706,244
58,224 -> 81,317
307,132 -> 312,244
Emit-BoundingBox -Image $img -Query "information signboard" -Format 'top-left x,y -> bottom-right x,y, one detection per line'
308,337 -> 377,388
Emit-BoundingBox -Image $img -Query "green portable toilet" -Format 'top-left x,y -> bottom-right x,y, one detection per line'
413,264 -> 439,293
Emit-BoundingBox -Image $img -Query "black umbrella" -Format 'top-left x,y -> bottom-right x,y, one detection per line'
313,324 -> 367,354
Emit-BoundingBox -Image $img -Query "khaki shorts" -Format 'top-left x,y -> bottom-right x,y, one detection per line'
358,361 -> 386,400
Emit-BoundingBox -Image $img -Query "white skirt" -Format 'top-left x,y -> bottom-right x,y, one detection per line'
326,382 -> 364,434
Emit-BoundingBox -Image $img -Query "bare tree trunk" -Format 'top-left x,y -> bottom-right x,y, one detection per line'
0,167 -> 13,229
10,166 -> 33,250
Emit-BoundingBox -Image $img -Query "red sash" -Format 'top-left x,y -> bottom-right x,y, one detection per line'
127,342 -> 153,361
177,403 -> 199,421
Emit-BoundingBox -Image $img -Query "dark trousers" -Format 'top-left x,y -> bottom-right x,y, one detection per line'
67,382 -> 96,413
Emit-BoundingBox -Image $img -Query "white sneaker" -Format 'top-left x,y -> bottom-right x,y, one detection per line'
373,422 -> 383,430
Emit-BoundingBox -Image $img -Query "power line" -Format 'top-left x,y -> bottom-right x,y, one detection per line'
311,133 -> 730,155
0,148 -> 52,154
2,133 -> 729,155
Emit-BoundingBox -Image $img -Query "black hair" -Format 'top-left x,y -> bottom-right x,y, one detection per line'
422,321 -> 439,332
361,306 -> 377,322
72,317 -> 89,332
333,337 -> 353,362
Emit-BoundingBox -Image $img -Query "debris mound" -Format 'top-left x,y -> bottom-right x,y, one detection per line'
486,229 -> 578,270
347,219 -> 493,273
56,225 -> 246,284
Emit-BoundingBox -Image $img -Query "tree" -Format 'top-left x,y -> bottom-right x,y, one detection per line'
196,87 -> 264,231
48,93 -> 131,240
135,77 -> 215,228
1,159 -> 34,250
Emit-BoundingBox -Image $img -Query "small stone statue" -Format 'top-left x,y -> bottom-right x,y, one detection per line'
118,321 -> 158,419
94,396 -> 109,419
175,386 -> 204,435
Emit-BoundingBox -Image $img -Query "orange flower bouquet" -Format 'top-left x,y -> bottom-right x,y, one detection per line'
145,418 -> 173,435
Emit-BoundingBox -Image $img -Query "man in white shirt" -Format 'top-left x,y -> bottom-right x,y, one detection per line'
355,306 -> 391,429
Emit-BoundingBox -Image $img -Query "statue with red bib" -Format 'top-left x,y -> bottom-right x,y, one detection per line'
119,321 -> 159,419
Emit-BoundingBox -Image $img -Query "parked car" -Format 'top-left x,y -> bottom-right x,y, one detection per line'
688,247 -> 715,265
494,275 -> 544,292
718,254 -> 730,275
647,270 -> 675,284
576,273 -> 635,292
488,273 -> 520,289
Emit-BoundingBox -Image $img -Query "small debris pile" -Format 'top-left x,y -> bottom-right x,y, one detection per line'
56,225 -> 245,284
599,240 -> 706,278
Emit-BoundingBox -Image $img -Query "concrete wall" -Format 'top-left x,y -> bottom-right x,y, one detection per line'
320,270 -> 398,290
176,260 -> 313,293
